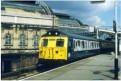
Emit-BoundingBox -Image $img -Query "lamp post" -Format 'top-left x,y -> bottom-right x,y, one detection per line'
52,15 -> 55,29
91,0 -> 119,79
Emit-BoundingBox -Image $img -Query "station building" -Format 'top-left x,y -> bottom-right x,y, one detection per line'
1,1 -> 56,54
1,1 -> 57,75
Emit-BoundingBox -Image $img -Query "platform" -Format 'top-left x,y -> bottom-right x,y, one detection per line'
25,54 -> 121,80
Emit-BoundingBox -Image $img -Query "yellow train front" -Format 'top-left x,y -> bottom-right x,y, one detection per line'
38,30 -> 68,64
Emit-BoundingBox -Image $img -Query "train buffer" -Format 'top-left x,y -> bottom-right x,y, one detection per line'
24,53 -> 121,80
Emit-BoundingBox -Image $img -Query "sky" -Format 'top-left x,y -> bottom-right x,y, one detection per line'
44,0 -> 121,31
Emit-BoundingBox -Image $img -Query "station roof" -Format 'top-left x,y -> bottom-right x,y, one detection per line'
1,1 -> 53,15
54,13 -> 72,19
54,13 -> 84,27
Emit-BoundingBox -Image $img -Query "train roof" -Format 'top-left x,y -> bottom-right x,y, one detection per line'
42,29 -> 98,41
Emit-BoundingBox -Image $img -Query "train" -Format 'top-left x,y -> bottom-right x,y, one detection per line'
38,29 -> 115,65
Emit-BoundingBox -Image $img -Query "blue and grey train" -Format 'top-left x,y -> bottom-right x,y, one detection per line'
38,29 -> 115,64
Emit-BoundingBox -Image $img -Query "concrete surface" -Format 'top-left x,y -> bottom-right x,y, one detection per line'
25,54 -> 121,80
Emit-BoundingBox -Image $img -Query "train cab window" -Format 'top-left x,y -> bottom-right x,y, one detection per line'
42,39 -> 48,46
56,39 -> 64,47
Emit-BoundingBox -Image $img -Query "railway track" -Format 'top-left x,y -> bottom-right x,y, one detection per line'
1,63 -> 61,80
19,60 -> 78,80
2,54 -> 97,80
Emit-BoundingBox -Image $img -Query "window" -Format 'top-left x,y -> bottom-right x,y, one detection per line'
34,35 -> 39,46
42,39 -> 48,46
92,42 -> 94,48
78,41 -> 80,47
20,34 -> 26,45
5,34 -> 12,45
93,42 -> 95,48
76,41 -> 78,47
85,41 -> 87,48
56,39 -> 64,47
96,42 -> 98,48
95,42 -> 96,48
87,41 -> 89,49
82,41 -> 84,48
97,42 -> 99,48
88,41 -> 89,48
73,40 -> 75,48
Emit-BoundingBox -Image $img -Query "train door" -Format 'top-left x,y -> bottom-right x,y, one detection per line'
68,39 -> 73,53
68,39 -> 73,59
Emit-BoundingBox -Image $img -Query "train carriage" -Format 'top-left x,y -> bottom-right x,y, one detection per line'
38,29 -> 114,64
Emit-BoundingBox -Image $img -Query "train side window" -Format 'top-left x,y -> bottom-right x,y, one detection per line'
96,42 -> 98,48
73,40 -> 75,49
95,42 -> 97,48
80,41 -> 82,48
90,41 -> 92,48
97,42 -> 99,48
78,41 -> 80,47
85,41 -> 87,48
76,41 -> 78,47
42,39 -> 48,46
87,41 -> 89,49
92,42 -> 94,48
88,41 -> 90,49
94,42 -> 95,48
84,41 -> 86,48
56,39 -> 64,47
82,41 -> 84,48
88,42 -> 89,48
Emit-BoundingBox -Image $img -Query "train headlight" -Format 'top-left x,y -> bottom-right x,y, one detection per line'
55,32 -> 58,35
49,32 -> 51,35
